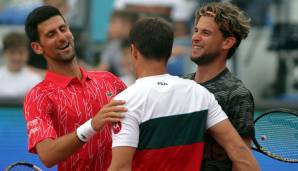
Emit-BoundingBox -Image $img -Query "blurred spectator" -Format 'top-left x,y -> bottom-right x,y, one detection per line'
0,32 -> 42,98
167,20 -> 193,76
114,0 -> 197,22
43,0 -> 69,18
113,0 -> 197,76
231,0 -> 272,27
43,0 -> 81,26
96,10 -> 139,76
119,38 -> 135,86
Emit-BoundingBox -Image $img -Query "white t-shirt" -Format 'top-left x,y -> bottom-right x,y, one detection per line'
0,66 -> 42,98
112,74 -> 227,148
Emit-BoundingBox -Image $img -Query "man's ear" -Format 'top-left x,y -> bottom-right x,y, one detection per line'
222,36 -> 236,50
131,44 -> 138,60
31,42 -> 43,55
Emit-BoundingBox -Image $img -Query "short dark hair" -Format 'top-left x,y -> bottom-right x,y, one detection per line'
25,5 -> 64,42
3,32 -> 28,51
129,17 -> 173,61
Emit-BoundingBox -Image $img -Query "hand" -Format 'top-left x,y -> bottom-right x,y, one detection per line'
91,100 -> 127,131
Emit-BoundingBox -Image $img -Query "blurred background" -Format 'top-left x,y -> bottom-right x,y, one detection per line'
0,0 -> 297,170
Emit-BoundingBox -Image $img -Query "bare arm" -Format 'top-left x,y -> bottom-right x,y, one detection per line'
108,146 -> 136,171
208,119 -> 260,171
36,133 -> 83,167
35,100 -> 127,167
242,137 -> 252,148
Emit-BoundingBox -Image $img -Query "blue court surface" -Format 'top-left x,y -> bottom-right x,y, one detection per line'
0,107 -> 297,170
0,107 -> 56,171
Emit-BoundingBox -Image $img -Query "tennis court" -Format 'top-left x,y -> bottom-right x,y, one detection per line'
0,107 -> 297,170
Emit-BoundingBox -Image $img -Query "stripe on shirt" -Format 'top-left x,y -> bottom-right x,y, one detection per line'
132,110 -> 208,171
138,110 -> 208,149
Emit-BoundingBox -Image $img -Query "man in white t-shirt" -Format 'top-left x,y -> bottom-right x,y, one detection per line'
0,31 -> 42,98
108,17 -> 260,171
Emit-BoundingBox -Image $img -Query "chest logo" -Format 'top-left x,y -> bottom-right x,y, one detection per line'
157,82 -> 168,86
106,91 -> 113,97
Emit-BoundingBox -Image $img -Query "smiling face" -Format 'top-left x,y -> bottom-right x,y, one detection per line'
31,15 -> 75,63
191,16 -> 226,65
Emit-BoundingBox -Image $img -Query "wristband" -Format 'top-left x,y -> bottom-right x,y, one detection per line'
76,119 -> 97,142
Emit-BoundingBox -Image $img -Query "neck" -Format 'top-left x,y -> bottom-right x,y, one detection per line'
136,59 -> 167,79
194,59 -> 226,84
47,58 -> 82,80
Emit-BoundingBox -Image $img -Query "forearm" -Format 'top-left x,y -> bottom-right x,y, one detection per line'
108,147 -> 135,171
36,132 -> 84,167
224,140 -> 258,171
242,137 -> 252,148
36,100 -> 126,167
209,120 -> 260,171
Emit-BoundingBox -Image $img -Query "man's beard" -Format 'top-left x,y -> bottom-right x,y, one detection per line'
191,52 -> 218,66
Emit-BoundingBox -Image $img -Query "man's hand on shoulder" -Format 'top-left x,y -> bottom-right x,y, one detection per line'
91,100 -> 127,131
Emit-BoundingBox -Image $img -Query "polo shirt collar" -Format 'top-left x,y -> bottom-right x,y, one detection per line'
45,67 -> 93,88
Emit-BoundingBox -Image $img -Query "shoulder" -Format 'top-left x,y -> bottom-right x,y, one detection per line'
173,76 -> 214,101
209,70 -> 252,96
114,82 -> 146,112
88,70 -> 123,83
88,70 -> 117,79
88,71 -> 127,94
24,81 -> 52,105
217,73 -> 254,107
227,76 -> 253,99
25,80 -> 48,96
114,82 -> 144,101
89,70 -> 125,83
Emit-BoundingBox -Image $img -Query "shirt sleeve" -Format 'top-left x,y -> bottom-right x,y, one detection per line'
23,88 -> 57,153
227,89 -> 255,137
112,90 -> 140,148
206,91 -> 228,129
112,111 -> 140,148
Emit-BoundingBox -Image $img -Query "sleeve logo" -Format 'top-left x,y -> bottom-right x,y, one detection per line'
113,122 -> 122,134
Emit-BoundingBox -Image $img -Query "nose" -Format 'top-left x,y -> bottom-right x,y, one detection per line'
192,32 -> 202,42
57,31 -> 67,42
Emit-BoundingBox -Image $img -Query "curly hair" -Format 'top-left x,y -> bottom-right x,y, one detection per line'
195,2 -> 251,59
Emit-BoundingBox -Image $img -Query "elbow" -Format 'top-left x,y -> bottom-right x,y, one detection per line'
38,154 -> 57,168
44,162 -> 56,168
41,159 -> 56,168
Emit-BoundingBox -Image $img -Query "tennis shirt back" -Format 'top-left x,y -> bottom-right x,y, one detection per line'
112,74 -> 227,171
